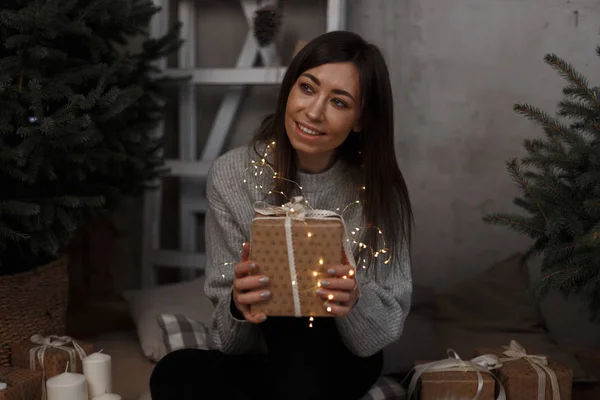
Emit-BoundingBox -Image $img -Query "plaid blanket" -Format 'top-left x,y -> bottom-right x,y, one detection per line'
158,314 -> 406,400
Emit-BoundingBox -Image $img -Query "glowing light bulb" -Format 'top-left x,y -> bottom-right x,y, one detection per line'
313,271 -> 318,277
307,232 -> 313,238
319,258 -> 324,265
326,306 -> 332,313
328,294 -> 334,300
349,269 -> 355,277
342,276 -> 348,280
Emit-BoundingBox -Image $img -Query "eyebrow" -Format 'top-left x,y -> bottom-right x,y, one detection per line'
301,73 -> 356,103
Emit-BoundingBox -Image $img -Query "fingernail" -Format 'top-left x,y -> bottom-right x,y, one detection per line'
249,263 -> 257,270
320,280 -> 330,287
260,291 -> 271,298
327,268 -> 336,275
259,276 -> 269,284
315,289 -> 325,295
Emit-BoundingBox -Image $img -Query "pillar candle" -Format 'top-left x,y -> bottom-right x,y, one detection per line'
82,352 -> 112,399
46,372 -> 88,400
92,394 -> 121,400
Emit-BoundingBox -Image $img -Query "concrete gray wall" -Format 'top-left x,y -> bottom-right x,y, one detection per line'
345,0 -> 600,287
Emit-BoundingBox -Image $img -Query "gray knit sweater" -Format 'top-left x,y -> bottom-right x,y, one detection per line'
203,144 -> 412,357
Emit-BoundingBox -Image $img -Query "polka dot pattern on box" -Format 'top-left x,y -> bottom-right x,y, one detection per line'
250,218 -> 343,317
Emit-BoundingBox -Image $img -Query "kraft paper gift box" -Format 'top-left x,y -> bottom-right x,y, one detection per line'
409,351 -> 500,400
0,367 -> 43,400
474,341 -> 572,400
249,197 -> 352,317
10,335 -> 93,381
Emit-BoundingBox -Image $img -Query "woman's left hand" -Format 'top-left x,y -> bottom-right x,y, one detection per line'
315,265 -> 359,316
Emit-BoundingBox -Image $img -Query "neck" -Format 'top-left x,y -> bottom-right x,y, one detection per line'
296,151 -> 336,174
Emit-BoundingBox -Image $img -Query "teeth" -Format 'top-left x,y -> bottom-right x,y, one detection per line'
298,123 -> 322,136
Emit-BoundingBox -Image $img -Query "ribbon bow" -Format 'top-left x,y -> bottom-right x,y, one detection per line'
29,335 -> 89,400
405,349 -> 507,400
254,196 -> 309,220
500,340 -> 560,400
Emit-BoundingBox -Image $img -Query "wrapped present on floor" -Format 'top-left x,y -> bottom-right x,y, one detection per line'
475,340 -> 573,400
10,335 -> 93,381
0,367 -> 43,400
249,196 -> 355,317
406,349 -> 505,400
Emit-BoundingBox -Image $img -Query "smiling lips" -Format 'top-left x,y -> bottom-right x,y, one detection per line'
297,121 -> 325,136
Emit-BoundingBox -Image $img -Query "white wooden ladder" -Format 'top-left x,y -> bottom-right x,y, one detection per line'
142,0 -> 347,287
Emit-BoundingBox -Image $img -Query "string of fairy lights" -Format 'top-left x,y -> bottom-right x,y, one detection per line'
218,141 -> 392,322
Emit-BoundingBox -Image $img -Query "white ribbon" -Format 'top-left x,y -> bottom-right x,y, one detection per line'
29,335 -> 89,400
499,340 -> 561,400
253,196 -> 356,317
404,349 -> 507,400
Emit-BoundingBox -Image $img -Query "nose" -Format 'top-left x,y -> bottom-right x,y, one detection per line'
305,96 -> 325,121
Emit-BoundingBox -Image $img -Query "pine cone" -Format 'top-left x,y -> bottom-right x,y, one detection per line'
253,5 -> 282,47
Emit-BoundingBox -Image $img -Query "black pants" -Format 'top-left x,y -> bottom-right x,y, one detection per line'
150,317 -> 383,400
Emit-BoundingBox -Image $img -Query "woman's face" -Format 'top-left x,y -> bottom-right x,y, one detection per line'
284,62 -> 362,173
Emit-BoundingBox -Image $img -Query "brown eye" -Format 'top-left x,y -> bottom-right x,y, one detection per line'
332,98 -> 348,108
300,83 -> 313,94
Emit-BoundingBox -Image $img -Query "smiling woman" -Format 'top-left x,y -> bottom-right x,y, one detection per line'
150,31 -> 414,400
285,62 -> 362,173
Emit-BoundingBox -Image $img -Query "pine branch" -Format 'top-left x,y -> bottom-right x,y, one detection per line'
506,159 -> 547,221
482,213 -> 545,237
514,103 -> 585,148
545,53 -> 599,106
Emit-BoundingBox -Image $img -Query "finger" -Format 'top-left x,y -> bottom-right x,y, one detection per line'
323,301 -> 350,317
326,265 -> 356,278
234,260 -> 258,278
234,275 -> 270,292
235,289 -> 272,306
244,312 -> 267,324
241,242 -> 250,262
318,277 -> 356,291
315,289 -> 351,304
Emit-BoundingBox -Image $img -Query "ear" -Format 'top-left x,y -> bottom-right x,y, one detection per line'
352,115 -> 362,133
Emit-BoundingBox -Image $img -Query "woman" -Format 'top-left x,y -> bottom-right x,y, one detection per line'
150,30 -> 414,400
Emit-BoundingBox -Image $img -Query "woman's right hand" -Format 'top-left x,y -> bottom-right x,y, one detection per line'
232,242 -> 271,324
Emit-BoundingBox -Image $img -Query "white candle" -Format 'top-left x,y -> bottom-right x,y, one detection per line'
92,394 -> 121,400
82,352 -> 112,399
46,372 -> 88,400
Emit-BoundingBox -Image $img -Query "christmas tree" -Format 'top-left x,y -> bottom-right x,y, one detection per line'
0,0 -> 182,274
484,46 -> 600,322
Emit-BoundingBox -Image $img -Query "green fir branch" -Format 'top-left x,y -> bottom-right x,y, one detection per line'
545,53 -> 599,106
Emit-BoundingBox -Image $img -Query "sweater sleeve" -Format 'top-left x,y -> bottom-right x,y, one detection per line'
335,240 -> 412,357
203,165 -> 265,355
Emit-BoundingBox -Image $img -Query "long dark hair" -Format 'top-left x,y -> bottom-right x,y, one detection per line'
251,31 -> 413,268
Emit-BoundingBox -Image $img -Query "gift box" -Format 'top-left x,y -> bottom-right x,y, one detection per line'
10,335 -> 93,380
411,360 -> 496,400
0,367 -> 43,400
475,341 -> 573,400
249,198 -> 350,317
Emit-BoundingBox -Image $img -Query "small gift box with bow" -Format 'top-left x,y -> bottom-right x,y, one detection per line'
0,367 -> 43,400
474,341 -> 573,400
407,350 -> 504,400
10,335 -> 93,381
249,196 -> 354,317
